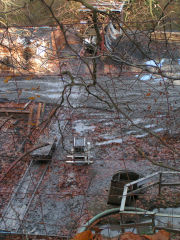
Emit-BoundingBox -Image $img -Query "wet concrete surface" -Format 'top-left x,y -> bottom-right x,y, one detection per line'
1,58 -> 180,137
13,99 -> 180,236
0,162 -> 49,232
18,116 -> 180,236
1,45 -> 180,236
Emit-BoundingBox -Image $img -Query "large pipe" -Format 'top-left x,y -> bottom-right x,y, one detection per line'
78,207 -> 146,233
79,206 -> 180,233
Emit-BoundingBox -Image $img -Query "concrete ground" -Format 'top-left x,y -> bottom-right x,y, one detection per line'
0,37 -> 180,238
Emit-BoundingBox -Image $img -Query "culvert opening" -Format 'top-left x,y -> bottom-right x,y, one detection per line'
107,170 -> 143,205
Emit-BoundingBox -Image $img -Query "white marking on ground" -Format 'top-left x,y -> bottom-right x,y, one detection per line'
73,121 -> 95,134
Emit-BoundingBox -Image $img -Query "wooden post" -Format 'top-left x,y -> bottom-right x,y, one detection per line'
120,214 -> 125,233
36,103 -> 42,127
40,103 -> 46,121
158,172 -> 162,195
152,214 -> 155,233
41,103 -> 45,115
27,104 -> 34,134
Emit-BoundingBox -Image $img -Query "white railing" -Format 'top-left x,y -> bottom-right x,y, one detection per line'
120,171 -> 180,211
119,171 -> 180,232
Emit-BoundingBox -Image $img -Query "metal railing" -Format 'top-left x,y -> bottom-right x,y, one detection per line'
119,171 -> 180,232
120,171 -> 180,211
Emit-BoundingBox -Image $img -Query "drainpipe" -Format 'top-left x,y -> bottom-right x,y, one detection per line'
78,207 -> 146,233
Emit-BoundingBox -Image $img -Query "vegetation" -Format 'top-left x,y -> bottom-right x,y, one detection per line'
124,0 -> 180,31
124,0 -> 160,30
0,0 -> 80,26
0,0 -> 179,31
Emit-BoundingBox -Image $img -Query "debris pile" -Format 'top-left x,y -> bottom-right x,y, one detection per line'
0,27 -> 59,75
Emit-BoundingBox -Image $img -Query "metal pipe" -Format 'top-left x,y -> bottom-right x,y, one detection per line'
78,207 -> 146,233
79,207 -> 180,233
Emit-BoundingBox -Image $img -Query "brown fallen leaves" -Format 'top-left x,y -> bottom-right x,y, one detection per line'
72,230 -> 93,240
72,230 -> 170,240
143,230 -> 170,240
120,230 -> 170,240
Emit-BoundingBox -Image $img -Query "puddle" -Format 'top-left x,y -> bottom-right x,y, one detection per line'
133,118 -> 144,125
145,60 -> 159,67
154,207 -> 180,229
145,59 -> 171,68
99,134 -> 115,140
99,224 -> 137,237
141,58 -> 180,82
98,222 -> 153,238
138,74 -> 165,82
7,79 -> 64,90
3,79 -> 82,103
135,133 -> 148,138
35,92 -> 62,100
173,80 -> 180,86
73,121 -> 95,134
95,208 -> 180,238
126,130 -> 137,135
153,128 -> 164,133
144,124 -> 156,128
96,138 -> 122,146
45,81 -> 64,88
139,74 -> 153,81
104,122 -> 114,126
